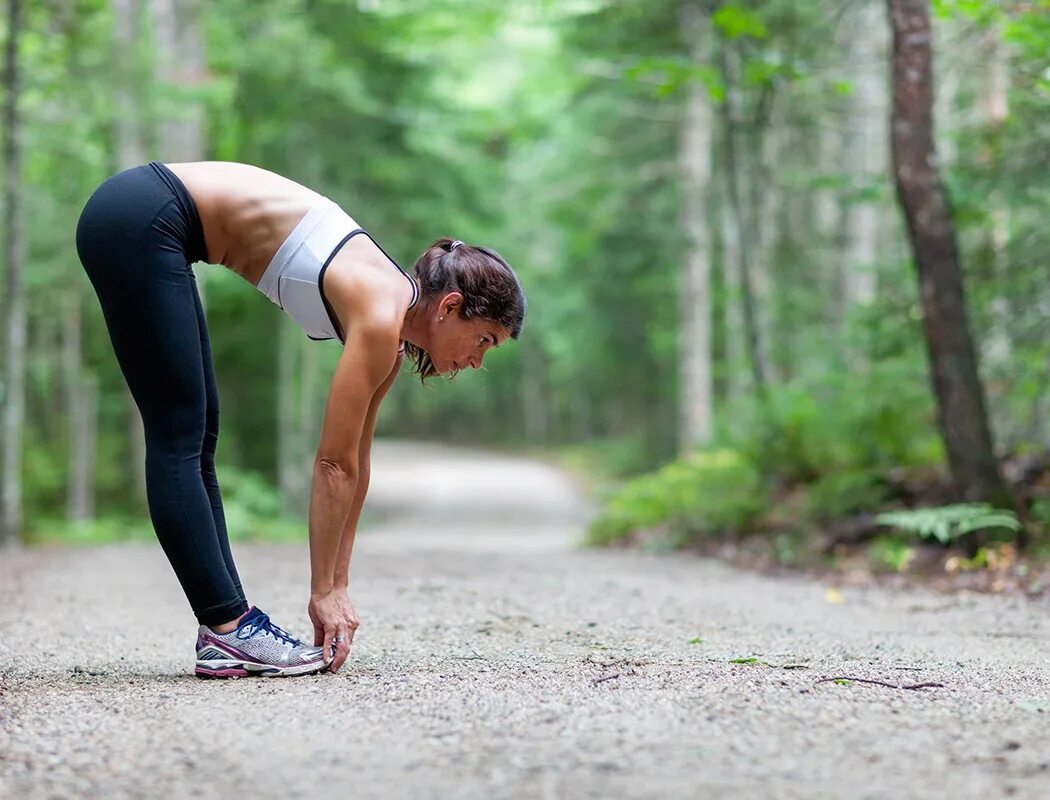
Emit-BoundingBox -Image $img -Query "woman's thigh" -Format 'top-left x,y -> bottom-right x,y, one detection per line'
79,197 -> 208,443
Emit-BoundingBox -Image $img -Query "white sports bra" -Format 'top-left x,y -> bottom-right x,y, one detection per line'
255,198 -> 419,345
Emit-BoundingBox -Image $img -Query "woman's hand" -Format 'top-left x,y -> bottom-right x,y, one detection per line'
308,588 -> 359,673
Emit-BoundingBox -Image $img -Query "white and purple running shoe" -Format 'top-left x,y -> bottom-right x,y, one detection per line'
195,606 -> 327,678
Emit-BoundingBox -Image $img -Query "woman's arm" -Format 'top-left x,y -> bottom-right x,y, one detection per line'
308,314 -> 399,669
333,352 -> 404,589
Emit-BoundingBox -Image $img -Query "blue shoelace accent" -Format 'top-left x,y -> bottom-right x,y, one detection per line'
235,611 -> 301,647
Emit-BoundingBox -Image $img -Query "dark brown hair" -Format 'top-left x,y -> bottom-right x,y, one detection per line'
404,237 -> 526,380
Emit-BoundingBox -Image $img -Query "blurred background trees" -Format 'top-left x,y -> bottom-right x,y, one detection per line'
1,0 -> 1047,563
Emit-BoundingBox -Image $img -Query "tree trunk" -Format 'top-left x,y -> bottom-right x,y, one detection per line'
719,155 -> 745,407
678,0 -> 714,450
1,0 -> 26,546
981,24 -> 1012,436
152,0 -> 204,162
152,0 -> 207,304
112,0 -> 150,512
843,0 -> 889,308
932,10 -> 960,169
296,334 -> 321,514
521,343 -> 549,444
114,0 -> 146,167
63,289 -> 96,521
277,319 -> 301,515
719,44 -> 767,397
748,90 -> 780,381
886,0 -> 1011,510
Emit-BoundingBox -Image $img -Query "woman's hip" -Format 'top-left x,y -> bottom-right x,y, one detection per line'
75,162 -> 207,279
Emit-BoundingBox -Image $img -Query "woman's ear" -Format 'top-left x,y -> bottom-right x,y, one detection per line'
441,292 -> 464,317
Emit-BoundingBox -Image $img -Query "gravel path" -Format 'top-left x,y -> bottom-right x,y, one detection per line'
2,441 -> 1049,799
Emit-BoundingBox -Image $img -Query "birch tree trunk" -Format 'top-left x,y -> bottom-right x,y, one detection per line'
932,10 -> 960,169
521,343 -> 550,444
62,10 -> 99,524
152,0 -> 204,162
277,319 -> 302,515
152,0 -> 207,304
296,335 -> 321,513
63,290 -> 97,521
678,0 -> 714,450
113,0 -> 150,511
114,0 -> 146,167
842,0 -> 889,308
1,0 -> 26,546
719,44 -> 767,397
749,92 -> 780,380
719,155 -> 745,407
981,25 -> 1011,394
814,114 -> 847,326
886,0 -> 1011,512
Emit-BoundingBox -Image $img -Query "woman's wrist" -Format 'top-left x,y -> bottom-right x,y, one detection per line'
310,581 -> 334,597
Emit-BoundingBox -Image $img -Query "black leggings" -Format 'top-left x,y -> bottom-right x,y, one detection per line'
76,162 -> 248,627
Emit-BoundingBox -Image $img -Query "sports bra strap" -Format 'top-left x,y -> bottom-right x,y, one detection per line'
346,228 -> 419,309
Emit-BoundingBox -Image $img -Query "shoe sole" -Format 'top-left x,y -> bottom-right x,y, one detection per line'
195,658 -> 329,679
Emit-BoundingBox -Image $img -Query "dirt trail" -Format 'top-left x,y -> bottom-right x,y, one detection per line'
1,440 -> 1048,799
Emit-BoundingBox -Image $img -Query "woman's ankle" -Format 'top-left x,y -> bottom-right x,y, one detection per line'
209,609 -> 248,634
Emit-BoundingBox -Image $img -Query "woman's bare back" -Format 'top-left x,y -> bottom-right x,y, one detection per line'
166,161 -> 325,285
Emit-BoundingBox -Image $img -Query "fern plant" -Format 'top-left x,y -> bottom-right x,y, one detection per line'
875,504 -> 1021,545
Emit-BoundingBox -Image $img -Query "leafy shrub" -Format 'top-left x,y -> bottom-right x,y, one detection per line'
731,357 -> 942,482
806,469 -> 889,520
1031,499 -> 1050,530
587,449 -> 767,545
218,466 -> 303,541
867,535 -> 916,573
28,468 -> 303,544
26,515 -> 153,545
558,435 -> 659,482
875,504 -> 1021,545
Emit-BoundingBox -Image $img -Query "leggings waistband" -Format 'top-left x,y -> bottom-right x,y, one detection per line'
147,161 -> 208,265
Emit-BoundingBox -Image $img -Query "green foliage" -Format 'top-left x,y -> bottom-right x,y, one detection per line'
26,516 -> 153,546
875,504 -> 1022,545
558,435 -> 662,483
10,0 -> 1050,564
217,467 -> 303,541
867,536 -> 916,573
806,470 -> 889,520
587,449 -> 767,545
1031,499 -> 1050,529
712,5 -> 769,40
736,365 -> 942,483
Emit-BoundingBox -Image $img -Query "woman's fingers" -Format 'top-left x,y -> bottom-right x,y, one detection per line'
322,623 -> 336,666
330,623 -> 352,672
310,594 -> 358,674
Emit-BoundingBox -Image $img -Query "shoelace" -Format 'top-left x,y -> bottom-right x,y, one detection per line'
235,611 -> 301,647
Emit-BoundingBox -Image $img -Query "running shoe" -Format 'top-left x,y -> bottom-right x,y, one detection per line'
194,606 -> 328,678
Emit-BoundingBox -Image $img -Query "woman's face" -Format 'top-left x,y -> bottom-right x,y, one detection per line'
428,293 -> 509,375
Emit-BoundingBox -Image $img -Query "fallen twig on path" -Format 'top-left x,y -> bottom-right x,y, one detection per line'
592,673 -> 620,685
451,645 -> 486,661
815,676 -> 944,690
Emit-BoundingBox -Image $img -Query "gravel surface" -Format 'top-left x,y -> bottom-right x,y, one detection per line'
2,441 -> 1049,799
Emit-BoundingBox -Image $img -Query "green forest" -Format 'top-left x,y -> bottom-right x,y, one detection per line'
2,0 -> 1048,580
